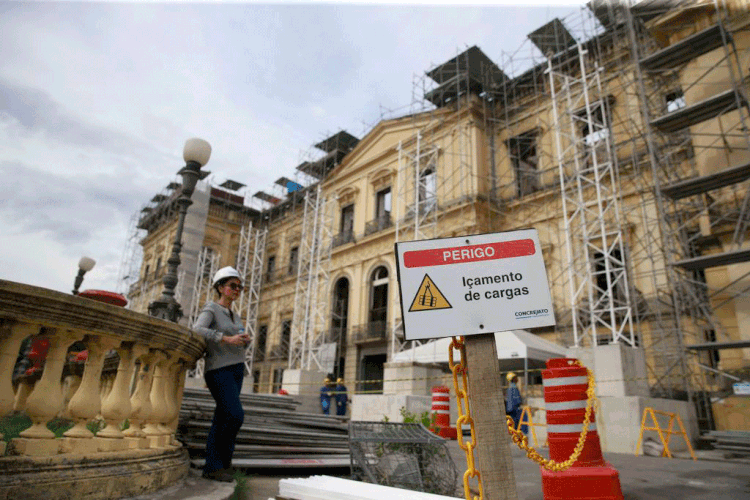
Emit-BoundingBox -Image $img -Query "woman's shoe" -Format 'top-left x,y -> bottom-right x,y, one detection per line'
202,469 -> 235,482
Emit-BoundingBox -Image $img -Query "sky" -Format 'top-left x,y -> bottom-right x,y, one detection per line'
0,0 -> 587,297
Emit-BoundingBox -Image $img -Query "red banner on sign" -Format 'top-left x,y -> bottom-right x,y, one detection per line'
403,239 -> 535,268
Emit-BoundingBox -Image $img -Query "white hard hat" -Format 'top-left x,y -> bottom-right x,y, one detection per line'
212,266 -> 241,287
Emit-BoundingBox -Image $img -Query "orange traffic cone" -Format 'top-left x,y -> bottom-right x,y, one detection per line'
430,386 -> 457,439
541,358 -> 624,500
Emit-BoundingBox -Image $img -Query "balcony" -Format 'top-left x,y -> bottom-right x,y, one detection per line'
332,230 -> 355,248
364,214 -> 393,236
0,279 -> 205,499
352,321 -> 388,344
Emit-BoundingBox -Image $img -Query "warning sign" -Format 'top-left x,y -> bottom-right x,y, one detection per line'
408,274 -> 452,312
395,229 -> 556,341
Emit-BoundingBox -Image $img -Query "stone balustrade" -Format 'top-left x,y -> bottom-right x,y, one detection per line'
0,279 -> 206,499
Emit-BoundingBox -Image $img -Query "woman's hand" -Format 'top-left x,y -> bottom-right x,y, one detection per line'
223,334 -> 249,346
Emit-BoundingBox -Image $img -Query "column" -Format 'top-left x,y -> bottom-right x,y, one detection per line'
123,349 -> 157,449
16,329 -> 79,456
96,343 -> 147,451
143,351 -> 170,447
61,336 -> 118,454
159,358 -> 185,443
0,322 -> 37,455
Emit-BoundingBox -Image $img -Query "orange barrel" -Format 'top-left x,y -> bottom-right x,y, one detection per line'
431,386 -> 451,430
543,358 -> 604,467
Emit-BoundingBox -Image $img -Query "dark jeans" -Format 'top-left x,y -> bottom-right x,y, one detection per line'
204,363 -> 245,473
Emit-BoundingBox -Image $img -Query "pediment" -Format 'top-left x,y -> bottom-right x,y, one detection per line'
324,115 -> 428,184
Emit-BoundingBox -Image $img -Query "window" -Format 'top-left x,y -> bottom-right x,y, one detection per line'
666,90 -> 686,113
578,100 -> 611,146
369,267 -> 389,339
508,130 -> 540,197
155,257 -> 162,279
266,255 -> 276,282
288,246 -> 299,275
334,204 -> 355,246
144,265 -> 150,280
376,188 -> 391,220
593,249 -> 627,304
366,188 -> 392,235
418,167 -> 437,205
256,324 -> 268,361
272,368 -> 284,393
331,278 -> 350,338
252,369 -> 260,393
341,204 -> 354,235
281,319 -> 292,350
701,329 -> 720,370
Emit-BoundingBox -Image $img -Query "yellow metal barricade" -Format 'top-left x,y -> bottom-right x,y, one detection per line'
635,407 -> 696,460
516,405 -> 548,448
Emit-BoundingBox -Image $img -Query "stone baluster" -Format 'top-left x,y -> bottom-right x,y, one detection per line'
97,343 -> 147,451
0,322 -> 38,454
123,349 -> 158,448
159,358 -> 186,438
60,374 -> 82,419
143,351 -> 170,447
61,336 -> 118,453
0,322 -> 36,416
16,329 -> 79,455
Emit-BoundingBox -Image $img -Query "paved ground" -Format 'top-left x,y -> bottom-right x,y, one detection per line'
126,442 -> 750,500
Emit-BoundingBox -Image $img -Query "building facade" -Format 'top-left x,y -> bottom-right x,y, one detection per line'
124,2 -> 750,429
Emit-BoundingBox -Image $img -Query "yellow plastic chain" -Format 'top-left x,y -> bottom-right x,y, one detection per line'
449,336 -> 484,500
506,359 -> 597,472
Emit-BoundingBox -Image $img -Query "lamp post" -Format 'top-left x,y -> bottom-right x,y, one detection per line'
148,138 -> 211,322
72,256 -> 96,295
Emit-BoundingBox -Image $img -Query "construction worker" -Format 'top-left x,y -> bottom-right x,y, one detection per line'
506,372 -> 527,436
320,377 -> 332,415
334,377 -> 349,416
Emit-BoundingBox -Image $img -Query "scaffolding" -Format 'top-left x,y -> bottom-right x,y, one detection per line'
116,211 -> 145,300
549,40 -> 636,349
288,184 -> 336,372
235,221 -> 267,375
186,245 -> 221,379
390,47 -> 489,359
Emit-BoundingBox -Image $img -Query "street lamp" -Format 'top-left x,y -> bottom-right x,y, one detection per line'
72,256 -> 96,295
148,138 -> 211,322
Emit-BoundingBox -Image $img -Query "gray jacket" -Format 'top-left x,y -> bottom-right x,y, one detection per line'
192,301 -> 246,373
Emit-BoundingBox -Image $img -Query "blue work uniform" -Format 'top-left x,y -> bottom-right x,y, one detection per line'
320,386 -> 332,415
334,383 -> 348,416
506,381 -> 528,435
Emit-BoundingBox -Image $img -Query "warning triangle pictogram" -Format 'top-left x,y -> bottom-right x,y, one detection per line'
409,274 -> 452,312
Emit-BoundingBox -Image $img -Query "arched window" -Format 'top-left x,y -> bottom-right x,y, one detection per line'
331,277 -> 350,379
332,278 -> 350,338
369,267 -> 388,338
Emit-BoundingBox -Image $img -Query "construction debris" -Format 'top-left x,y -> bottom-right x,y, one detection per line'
704,430 -> 750,455
177,387 -> 350,468
348,421 -> 458,496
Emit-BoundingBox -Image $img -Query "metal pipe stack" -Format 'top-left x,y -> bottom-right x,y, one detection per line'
178,387 -> 350,468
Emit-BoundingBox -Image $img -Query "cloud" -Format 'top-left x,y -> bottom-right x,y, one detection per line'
0,2 -> 581,294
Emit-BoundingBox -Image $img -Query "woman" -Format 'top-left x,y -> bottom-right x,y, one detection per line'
193,266 -> 250,482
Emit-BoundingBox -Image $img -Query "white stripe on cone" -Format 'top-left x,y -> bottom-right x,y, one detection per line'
543,375 -> 588,387
547,422 -> 597,433
546,400 -> 589,411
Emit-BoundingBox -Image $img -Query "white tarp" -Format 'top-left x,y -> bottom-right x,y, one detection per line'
391,329 -> 567,364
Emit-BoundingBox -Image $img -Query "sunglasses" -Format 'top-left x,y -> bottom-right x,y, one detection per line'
227,282 -> 244,291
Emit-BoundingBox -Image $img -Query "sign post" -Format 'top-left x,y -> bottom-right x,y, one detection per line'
395,229 -> 555,500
